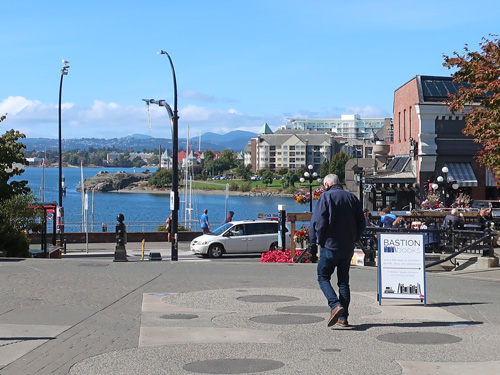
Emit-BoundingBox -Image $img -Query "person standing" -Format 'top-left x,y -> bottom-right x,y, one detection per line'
165,214 -> 172,242
224,210 -> 234,223
379,208 -> 397,228
200,209 -> 210,234
309,174 -> 365,328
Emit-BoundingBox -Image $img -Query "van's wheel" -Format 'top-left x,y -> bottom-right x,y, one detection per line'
208,244 -> 224,258
269,242 -> 278,251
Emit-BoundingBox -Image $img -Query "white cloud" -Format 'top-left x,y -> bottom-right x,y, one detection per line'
0,96 -> 391,140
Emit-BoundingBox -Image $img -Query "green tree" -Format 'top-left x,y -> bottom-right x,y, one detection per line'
261,170 -> 274,186
329,151 -> 349,183
148,168 -> 173,188
0,114 -> 38,256
282,171 -> 299,189
443,35 -> 500,183
132,156 -> 146,167
235,163 -> 253,180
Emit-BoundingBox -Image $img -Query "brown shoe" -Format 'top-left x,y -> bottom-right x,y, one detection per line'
327,305 -> 344,327
336,318 -> 349,327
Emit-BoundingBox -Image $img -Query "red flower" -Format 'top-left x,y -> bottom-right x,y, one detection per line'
260,249 -> 309,263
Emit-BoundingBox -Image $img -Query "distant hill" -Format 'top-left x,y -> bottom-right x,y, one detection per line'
22,130 -> 257,152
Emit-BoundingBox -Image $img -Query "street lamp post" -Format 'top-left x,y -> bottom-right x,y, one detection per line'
142,50 -> 179,261
57,60 -> 70,247
300,165 -> 322,212
431,166 -> 459,207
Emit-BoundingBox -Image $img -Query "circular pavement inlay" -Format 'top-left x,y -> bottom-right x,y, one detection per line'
250,314 -> 324,325
160,313 -> 198,320
277,305 -> 330,314
183,358 -> 284,374
78,263 -> 108,267
377,332 -> 462,345
237,295 -> 299,303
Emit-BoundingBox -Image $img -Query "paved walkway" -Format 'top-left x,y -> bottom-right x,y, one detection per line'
1,242 -> 500,374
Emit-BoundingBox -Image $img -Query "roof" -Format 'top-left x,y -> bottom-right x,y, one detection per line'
417,75 -> 476,103
259,123 -> 274,134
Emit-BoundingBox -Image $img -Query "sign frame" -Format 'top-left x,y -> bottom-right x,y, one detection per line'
378,233 -> 427,306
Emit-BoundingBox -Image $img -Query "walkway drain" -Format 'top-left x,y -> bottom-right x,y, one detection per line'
183,358 -> 284,374
160,314 -> 198,320
277,305 -> 330,314
237,295 -> 299,303
377,332 -> 462,345
320,348 -> 342,352
250,314 -> 324,325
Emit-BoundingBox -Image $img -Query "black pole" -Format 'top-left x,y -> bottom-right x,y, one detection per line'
162,51 -> 179,262
58,70 -> 65,246
309,182 -> 313,212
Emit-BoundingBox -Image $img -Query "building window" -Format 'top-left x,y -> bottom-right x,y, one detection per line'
403,109 -> 406,141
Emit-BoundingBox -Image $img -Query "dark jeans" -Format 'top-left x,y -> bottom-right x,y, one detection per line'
317,247 -> 353,318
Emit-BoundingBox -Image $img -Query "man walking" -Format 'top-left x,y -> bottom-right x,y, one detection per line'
200,209 -> 210,234
309,174 -> 365,328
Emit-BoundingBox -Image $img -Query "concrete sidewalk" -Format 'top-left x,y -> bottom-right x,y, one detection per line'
1,249 -> 500,374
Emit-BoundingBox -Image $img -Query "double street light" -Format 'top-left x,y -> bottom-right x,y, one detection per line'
432,166 -> 459,207
142,50 -> 179,261
300,165 -> 322,212
57,59 -> 70,246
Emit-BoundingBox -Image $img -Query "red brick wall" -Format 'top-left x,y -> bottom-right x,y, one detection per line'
392,77 -> 420,156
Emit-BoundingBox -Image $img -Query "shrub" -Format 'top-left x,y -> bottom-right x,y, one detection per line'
229,182 -> 239,191
239,182 -> 252,192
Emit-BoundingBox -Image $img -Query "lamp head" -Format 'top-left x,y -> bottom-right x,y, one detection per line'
442,166 -> 449,174
437,176 -> 444,183
307,164 -> 313,170
432,183 -> 439,190
304,171 -> 310,178
300,177 -> 305,183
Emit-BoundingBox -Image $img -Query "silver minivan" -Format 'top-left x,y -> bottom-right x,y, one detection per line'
190,220 -> 288,258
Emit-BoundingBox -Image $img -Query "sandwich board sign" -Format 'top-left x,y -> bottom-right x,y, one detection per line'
378,233 -> 426,306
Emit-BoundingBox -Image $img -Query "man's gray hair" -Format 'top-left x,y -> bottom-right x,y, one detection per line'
323,174 -> 340,185
451,208 -> 458,216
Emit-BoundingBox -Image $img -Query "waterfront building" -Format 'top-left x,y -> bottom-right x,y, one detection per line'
244,127 -> 340,172
345,75 -> 499,211
284,114 -> 391,139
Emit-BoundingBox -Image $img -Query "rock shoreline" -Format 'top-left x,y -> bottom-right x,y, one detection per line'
80,171 -> 293,198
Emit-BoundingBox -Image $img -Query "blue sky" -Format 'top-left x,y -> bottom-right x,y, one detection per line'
1,0 -> 499,140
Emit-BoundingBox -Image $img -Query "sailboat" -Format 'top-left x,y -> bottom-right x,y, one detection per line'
181,125 -> 200,230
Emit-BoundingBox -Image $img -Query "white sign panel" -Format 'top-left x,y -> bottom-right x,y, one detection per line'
378,233 -> 426,304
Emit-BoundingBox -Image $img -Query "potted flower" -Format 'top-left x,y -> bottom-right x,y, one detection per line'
294,226 -> 309,248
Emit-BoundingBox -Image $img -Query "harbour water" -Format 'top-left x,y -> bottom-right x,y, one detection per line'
13,166 -> 316,232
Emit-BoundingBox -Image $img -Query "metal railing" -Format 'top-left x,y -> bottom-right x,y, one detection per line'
358,225 -> 497,269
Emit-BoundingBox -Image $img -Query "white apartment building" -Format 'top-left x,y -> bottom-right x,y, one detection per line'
245,130 -> 340,172
285,114 -> 391,139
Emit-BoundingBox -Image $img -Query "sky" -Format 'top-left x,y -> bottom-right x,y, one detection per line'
1,0 -> 499,140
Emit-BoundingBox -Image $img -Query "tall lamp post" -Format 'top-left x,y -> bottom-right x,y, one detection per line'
57,60 -> 70,246
300,165 -> 322,212
142,50 -> 179,261
431,166 -> 459,207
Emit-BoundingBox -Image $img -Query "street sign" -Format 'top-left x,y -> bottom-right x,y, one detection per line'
378,233 -> 426,305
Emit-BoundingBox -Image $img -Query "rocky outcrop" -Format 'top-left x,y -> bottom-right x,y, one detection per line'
78,171 -> 151,192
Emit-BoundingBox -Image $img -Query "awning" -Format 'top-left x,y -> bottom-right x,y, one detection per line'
444,163 -> 478,187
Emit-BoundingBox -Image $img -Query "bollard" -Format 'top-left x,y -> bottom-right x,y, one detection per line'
63,237 -> 67,255
114,214 -> 128,262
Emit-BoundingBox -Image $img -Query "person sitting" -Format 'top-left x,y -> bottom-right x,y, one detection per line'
422,217 -> 440,252
379,208 -> 397,228
392,216 -> 407,230
442,208 -> 464,229
476,208 -> 491,231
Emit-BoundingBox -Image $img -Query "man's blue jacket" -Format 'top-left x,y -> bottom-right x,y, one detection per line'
309,184 -> 365,252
